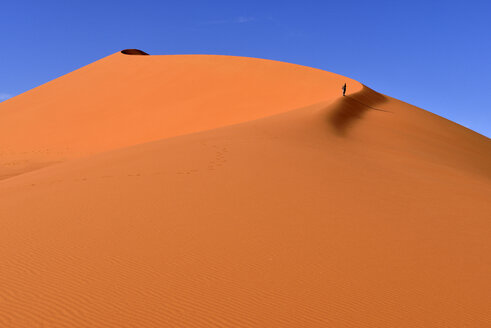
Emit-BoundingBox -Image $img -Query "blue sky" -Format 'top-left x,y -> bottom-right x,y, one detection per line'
1,0 -> 490,137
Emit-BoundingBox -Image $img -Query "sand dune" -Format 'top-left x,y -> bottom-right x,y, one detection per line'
0,50 -> 490,327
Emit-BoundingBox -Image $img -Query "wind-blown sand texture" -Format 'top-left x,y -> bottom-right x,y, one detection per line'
0,50 -> 490,327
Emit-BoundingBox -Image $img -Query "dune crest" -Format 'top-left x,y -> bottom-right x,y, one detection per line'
0,51 -> 490,327
0,50 -> 361,180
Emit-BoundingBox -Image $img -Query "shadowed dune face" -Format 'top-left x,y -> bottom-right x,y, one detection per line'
121,49 -> 150,55
329,85 -> 389,136
0,52 -> 490,327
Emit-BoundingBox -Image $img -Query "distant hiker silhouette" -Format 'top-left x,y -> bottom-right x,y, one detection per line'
342,83 -> 347,96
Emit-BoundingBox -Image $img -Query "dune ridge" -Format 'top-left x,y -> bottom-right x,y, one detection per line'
0,50 -> 490,327
0,51 -> 361,180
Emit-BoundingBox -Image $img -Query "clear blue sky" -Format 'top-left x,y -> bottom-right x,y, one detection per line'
1,0 -> 490,137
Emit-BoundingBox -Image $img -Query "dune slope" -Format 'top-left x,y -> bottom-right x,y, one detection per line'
0,51 -> 490,327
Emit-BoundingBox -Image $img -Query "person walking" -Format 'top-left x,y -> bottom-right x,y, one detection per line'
342,83 -> 347,96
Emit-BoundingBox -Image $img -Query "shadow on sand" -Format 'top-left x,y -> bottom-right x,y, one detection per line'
121,49 -> 150,55
329,85 -> 390,136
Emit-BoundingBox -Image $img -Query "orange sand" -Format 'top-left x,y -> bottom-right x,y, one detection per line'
0,50 -> 490,327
